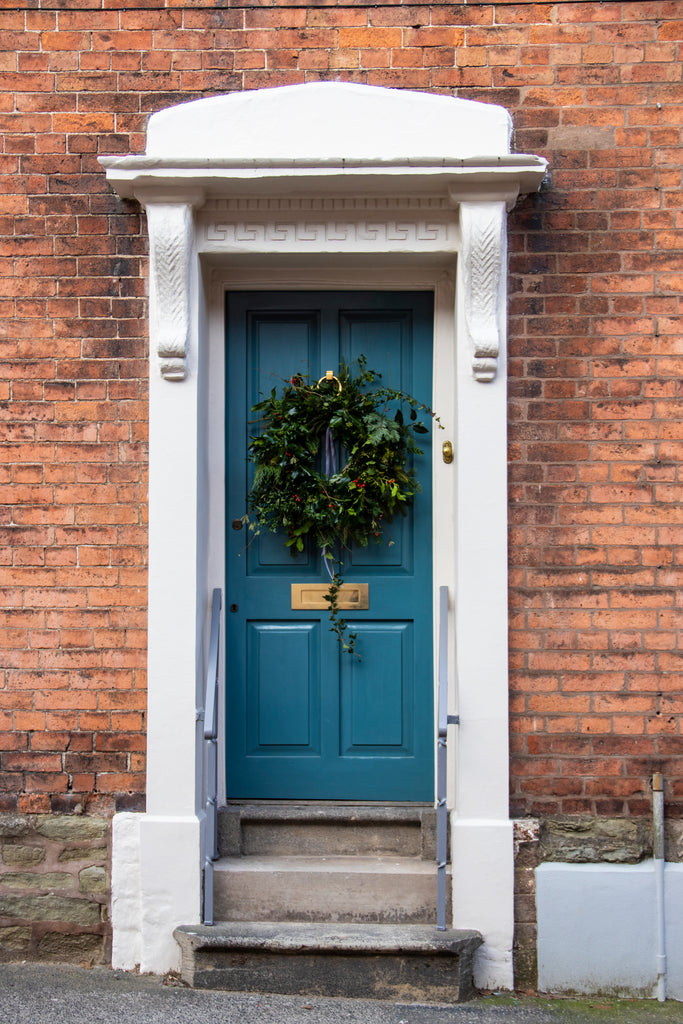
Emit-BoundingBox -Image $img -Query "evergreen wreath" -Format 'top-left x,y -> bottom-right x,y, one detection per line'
246,356 -> 439,656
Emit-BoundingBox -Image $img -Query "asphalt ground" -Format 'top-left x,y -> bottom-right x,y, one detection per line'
0,964 -> 680,1024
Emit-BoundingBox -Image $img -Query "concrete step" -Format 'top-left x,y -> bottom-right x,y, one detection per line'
218,802 -> 437,859
213,854 -> 449,924
174,921 -> 483,1002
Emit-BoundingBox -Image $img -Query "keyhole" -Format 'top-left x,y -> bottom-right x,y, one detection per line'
229,603 -> 238,613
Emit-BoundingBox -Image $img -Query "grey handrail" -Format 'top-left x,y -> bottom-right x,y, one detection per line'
436,585 -> 458,931
202,587 -> 222,925
204,588 -> 222,745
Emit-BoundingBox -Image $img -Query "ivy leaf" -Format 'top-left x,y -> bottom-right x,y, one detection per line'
364,412 -> 400,445
412,423 -> 429,434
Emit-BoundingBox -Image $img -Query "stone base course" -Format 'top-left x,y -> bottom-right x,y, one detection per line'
0,814 -> 110,965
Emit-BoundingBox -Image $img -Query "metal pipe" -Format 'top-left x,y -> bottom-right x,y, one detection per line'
652,772 -> 666,1002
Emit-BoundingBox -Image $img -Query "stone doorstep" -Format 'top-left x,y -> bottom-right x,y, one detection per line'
218,802 -> 439,860
222,801 -> 436,820
212,854 -> 450,924
174,922 -> 483,1002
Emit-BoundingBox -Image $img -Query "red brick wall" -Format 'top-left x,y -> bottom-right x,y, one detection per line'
506,3 -> 683,820
0,1 -> 681,819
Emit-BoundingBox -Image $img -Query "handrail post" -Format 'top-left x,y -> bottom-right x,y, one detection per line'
436,585 -> 458,931
202,588 -> 222,925
436,586 -> 449,931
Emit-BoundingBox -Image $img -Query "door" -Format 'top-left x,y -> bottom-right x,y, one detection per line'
225,291 -> 434,800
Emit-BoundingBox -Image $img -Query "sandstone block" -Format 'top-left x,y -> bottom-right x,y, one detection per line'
59,845 -> 107,863
37,931 -> 105,964
0,926 -> 31,952
0,894 -> 101,925
36,816 -> 109,842
78,866 -> 108,894
540,816 -> 650,863
665,820 -> 683,863
0,816 -> 29,839
0,872 -> 72,890
1,844 -> 45,867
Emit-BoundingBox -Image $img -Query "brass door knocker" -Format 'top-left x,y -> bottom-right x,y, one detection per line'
316,369 -> 342,393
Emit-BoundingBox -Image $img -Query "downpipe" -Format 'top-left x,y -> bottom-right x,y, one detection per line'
652,772 -> 666,1003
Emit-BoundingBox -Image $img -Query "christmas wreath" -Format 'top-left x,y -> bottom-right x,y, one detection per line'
246,356 -> 438,656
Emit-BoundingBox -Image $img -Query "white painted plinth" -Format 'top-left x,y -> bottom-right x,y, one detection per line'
537,861 -> 683,1000
451,818 -> 514,991
111,812 -> 142,971
111,812 -> 201,974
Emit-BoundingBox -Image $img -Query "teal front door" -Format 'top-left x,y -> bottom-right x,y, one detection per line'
225,292 -> 434,801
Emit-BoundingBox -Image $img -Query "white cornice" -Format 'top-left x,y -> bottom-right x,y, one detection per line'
100,154 -> 547,209
98,85 -> 548,383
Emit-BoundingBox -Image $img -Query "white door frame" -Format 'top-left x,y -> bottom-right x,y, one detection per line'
102,83 -> 546,985
207,262 -> 455,810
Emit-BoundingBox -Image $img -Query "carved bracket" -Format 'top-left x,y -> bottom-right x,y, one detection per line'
147,203 -> 193,381
459,201 -> 506,383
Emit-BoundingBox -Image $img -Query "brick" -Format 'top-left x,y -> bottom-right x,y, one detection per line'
277,28 -> 339,48
338,27 -> 401,48
308,9 -> 365,28
404,28 -> 464,47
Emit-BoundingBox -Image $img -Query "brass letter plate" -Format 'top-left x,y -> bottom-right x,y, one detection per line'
291,583 -> 369,611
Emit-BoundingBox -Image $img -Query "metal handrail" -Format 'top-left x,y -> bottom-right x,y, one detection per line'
436,585 -> 458,931
201,585 -> 451,927
202,587 -> 222,925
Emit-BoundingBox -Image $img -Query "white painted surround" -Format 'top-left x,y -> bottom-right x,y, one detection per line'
102,83 -> 546,985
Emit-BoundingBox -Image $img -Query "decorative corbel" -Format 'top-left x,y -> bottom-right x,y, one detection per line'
459,201 -> 506,383
147,203 -> 194,381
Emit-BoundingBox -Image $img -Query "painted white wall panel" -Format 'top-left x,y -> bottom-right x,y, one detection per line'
537,861 -> 683,1000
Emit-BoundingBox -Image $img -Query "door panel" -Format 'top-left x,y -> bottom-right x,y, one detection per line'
248,622 -> 320,752
340,622 -> 412,752
226,291 -> 434,800
245,312 -> 318,575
